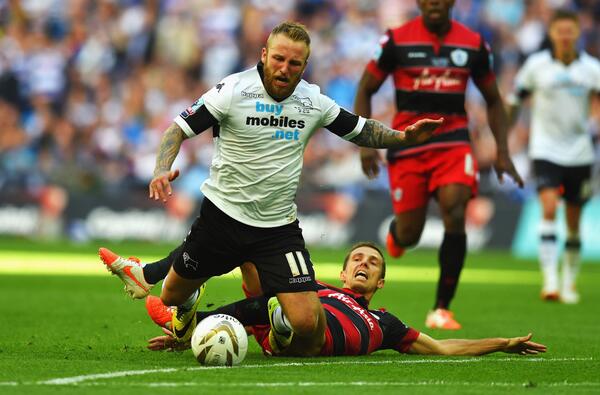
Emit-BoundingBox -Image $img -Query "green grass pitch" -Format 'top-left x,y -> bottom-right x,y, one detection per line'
1,239 -> 599,394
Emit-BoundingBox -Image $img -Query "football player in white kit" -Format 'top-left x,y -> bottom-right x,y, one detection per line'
101,21 -> 442,356
509,9 -> 600,304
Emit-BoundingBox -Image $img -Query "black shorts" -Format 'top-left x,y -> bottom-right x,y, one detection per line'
533,160 -> 592,205
172,198 -> 317,295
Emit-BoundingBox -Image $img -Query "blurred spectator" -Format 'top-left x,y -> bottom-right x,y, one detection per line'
1,0 -> 599,222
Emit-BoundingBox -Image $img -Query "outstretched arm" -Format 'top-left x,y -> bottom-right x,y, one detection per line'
409,332 -> 547,356
350,117 -> 443,149
149,122 -> 187,202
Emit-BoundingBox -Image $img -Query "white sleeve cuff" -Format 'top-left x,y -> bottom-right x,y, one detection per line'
174,116 -> 196,138
342,116 -> 367,141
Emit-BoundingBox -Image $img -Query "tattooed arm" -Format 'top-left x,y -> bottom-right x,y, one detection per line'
350,118 -> 443,149
149,123 -> 188,202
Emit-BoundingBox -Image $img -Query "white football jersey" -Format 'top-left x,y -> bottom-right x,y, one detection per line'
514,49 -> 600,165
174,65 -> 365,227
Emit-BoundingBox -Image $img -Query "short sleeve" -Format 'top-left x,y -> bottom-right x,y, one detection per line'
174,100 -> 219,138
319,93 -> 342,127
174,78 -> 234,137
320,95 -> 366,140
470,37 -> 495,85
324,108 -> 365,140
365,30 -> 396,81
377,311 -> 420,353
201,78 -> 235,121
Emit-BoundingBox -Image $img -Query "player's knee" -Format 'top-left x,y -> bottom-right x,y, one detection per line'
541,203 -> 558,219
442,204 -> 466,231
286,304 -> 323,337
288,312 -> 319,336
396,233 -> 420,247
394,223 -> 421,247
394,222 -> 423,247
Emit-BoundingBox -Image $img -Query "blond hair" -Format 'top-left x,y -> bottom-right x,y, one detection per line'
267,21 -> 311,60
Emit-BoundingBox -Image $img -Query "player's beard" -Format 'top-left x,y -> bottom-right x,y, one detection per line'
263,65 -> 301,101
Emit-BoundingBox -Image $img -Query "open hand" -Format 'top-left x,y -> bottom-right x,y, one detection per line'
401,118 -> 444,146
503,333 -> 547,355
494,152 -> 524,188
147,327 -> 190,352
360,148 -> 384,179
149,169 -> 180,202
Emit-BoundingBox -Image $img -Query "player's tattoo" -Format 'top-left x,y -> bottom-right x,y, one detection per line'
154,123 -> 187,175
350,119 -> 402,148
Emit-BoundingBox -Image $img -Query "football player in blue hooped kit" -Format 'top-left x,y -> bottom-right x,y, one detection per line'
100,21 -> 443,356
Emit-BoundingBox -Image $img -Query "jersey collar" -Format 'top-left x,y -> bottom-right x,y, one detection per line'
550,47 -> 580,65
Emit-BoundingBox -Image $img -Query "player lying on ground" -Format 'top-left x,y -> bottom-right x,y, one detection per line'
143,242 -> 547,357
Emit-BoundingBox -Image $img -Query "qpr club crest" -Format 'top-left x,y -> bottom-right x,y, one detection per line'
450,49 -> 468,67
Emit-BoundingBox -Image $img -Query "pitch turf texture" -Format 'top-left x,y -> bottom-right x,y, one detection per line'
1,239 -> 599,394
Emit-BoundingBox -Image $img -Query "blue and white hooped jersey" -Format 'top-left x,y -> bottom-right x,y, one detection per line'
174,65 -> 365,227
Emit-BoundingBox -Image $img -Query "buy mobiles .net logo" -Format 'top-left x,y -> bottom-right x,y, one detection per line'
245,101 -> 306,141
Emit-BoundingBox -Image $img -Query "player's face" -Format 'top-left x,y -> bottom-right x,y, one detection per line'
549,19 -> 580,54
340,246 -> 385,296
417,0 -> 454,25
261,34 -> 309,100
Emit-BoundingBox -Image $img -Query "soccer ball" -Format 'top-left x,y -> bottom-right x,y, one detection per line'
190,314 -> 248,366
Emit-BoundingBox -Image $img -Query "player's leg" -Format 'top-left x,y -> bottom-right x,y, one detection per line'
147,262 -> 267,334
561,203 -> 582,303
144,244 -> 183,285
560,164 -> 592,304
146,292 -> 271,330
166,198 -> 244,341
99,243 -> 183,299
386,157 -> 429,257
241,261 -> 263,297
426,183 -> 470,330
248,221 -> 325,356
533,160 -> 563,300
273,291 -> 326,356
538,188 -> 561,299
426,146 -> 478,330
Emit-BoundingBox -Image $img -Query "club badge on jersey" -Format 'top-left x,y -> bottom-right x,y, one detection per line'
181,98 -> 204,119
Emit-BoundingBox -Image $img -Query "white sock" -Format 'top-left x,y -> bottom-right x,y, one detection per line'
272,306 -> 292,334
562,235 -> 581,293
539,219 -> 558,292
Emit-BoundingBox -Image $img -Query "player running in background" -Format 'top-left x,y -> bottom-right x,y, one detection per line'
353,0 -> 523,330
508,9 -> 600,304
145,242 -> 546,357
100,21 -> 442,356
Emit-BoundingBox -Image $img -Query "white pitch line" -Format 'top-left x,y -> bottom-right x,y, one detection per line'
45,380 -> 600,389
16,356 -> 594,386
39,367 -> 178,385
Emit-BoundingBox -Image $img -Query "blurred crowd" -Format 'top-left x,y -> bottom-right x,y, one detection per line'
1,0 -> 599,211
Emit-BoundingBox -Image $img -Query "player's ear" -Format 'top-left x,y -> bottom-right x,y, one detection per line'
339,270 -> 347,283
377,279 -> 385,290
261,47 -> 267,63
